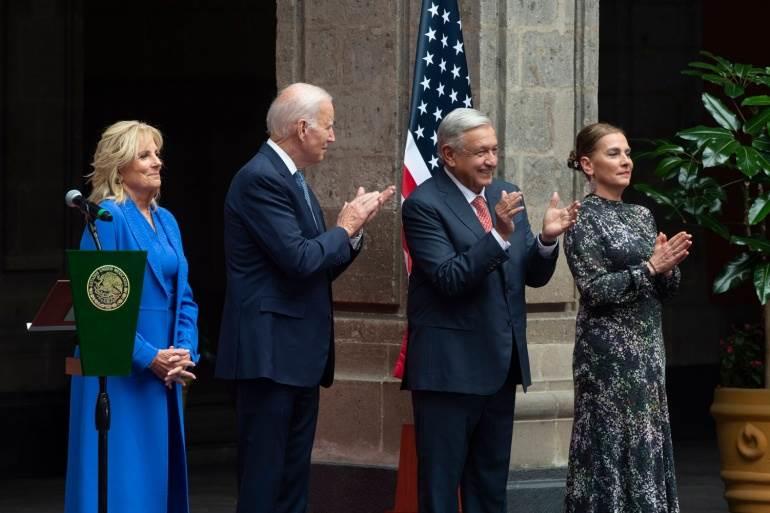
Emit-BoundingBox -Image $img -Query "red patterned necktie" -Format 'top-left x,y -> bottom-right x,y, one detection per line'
471,195 -> 493,233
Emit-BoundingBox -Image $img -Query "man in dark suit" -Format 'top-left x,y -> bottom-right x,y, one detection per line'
402,108 -> 579,513
216,82 -> 395,513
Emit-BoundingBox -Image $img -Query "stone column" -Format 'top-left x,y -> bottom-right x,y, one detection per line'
473,0 -> 599,468
274,0 -> 598,469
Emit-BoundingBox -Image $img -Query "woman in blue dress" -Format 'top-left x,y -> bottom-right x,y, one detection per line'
65,121 -> 199,513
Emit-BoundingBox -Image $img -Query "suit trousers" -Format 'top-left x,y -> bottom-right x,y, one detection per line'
412,355 -> 520,513
235,379 -> 320,513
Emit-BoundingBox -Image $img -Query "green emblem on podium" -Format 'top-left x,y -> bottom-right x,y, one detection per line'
67,250 -> 147,376
87,265 -> 131,311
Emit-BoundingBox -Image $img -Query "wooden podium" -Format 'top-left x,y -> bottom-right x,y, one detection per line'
26,279 -> 82,375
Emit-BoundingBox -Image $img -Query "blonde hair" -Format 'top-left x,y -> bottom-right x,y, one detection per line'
86,120 -> 164,205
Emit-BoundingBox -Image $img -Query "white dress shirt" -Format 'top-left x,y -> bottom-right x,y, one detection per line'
443,168 -> 557,256
267,138 -> 363,249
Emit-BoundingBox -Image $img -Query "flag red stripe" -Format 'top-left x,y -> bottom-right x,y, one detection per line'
401,165 -> 417,199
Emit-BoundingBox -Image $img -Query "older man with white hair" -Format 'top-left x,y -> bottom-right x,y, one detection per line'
216,82 -> 395,513
402,108 -> 579,513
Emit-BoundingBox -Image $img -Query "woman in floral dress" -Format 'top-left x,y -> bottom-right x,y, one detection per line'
563,123 -> 692,513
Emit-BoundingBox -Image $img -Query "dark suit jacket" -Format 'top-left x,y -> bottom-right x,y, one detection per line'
216,142 -> 358,387
402,170 -> 557,395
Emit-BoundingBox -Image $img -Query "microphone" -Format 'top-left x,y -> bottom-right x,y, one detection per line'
65,190 -> 113,222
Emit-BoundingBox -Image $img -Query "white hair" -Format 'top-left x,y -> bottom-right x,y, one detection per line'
266,83 -> 333,139
437,108 -> 493,151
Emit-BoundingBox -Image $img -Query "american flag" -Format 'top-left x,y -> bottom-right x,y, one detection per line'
393,0 -> 472,378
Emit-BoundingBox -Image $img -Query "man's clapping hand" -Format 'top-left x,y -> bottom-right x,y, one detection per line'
336,185 -> 396,237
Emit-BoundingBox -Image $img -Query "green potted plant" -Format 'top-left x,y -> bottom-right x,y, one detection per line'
635,52 -> 770,513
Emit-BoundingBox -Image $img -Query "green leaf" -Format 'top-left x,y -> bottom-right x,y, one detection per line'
677,126 -> 733,145
735,145 -> 755,176
702,139 -> 739,167
702,93 -> 741,130
749,192 -> 770,224
677,164 -> 698,188
656,156 -> 685,178
696,212 -> 730,239
633,184 -> 679,212
754,262 -> 770,304
732,235 -> 770,253
698,177 -> 726,209
735,146 -> 770,177
753,134 -> 770,153
735,63 -> 752,78
713,252 -> 753,293
724,81 -> 745,99
743,95 -> 770,106
755,76 -> 770,88
635,143 -> 686,161
744,107 -> 770,136
703,52 -> 734,71
688,61 -> 722,73
755,150 -> 770,176
683,71 -> 726,86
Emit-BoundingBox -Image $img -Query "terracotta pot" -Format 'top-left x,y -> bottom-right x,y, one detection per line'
711,387 -> 770,512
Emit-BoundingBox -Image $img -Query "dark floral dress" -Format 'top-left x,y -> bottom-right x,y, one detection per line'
563,194 -> 680,513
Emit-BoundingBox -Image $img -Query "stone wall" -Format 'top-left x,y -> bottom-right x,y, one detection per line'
275,0 -> 598,469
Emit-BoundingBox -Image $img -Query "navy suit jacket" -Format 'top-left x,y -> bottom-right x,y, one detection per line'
402,170 -> 557,395
216,142 -> 358,387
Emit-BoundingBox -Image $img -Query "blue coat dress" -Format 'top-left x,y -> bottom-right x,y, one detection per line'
64,198 -> 199,513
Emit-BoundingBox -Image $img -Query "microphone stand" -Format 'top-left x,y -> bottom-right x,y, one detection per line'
84,213 -> 110,513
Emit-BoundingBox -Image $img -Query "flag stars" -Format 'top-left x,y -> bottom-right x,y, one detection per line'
441,34 -> 448,48
457,19 -> 462,29
466,74 -> 471,85
439,59 -> 447,73
415,125 -> 425,140
442,9 -> 451,23
422,51 -> 434,66
420,76 -> 431,91
431,131 -> 438,145
451,64 -> 461,79
436,82 -> 445,97
428,3 -> 439,17
433,107 -> 443,122
453,40 -> 464,55
463,94 -> 472,108
417,100 -> 428,115
449,89 -> 458,103
425,27 -> 436,42
429,155 -> 439,169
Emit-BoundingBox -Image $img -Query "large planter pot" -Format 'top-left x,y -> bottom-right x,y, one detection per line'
711,387 -> 770,512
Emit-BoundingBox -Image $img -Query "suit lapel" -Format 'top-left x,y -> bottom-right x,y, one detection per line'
484,181 -> 509,284
260,144 -> 322,235
435,170 -> 486,239
119,200 -> 168,296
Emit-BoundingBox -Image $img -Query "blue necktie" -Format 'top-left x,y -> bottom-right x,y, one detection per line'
294,170 -> 318,229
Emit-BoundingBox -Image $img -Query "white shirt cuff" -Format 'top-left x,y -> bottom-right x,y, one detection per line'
350,230 -> 364,250
491,229 -> 511,250
537,234 -> 558,257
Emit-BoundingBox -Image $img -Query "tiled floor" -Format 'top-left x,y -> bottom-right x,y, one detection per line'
0,439 -> 727,513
